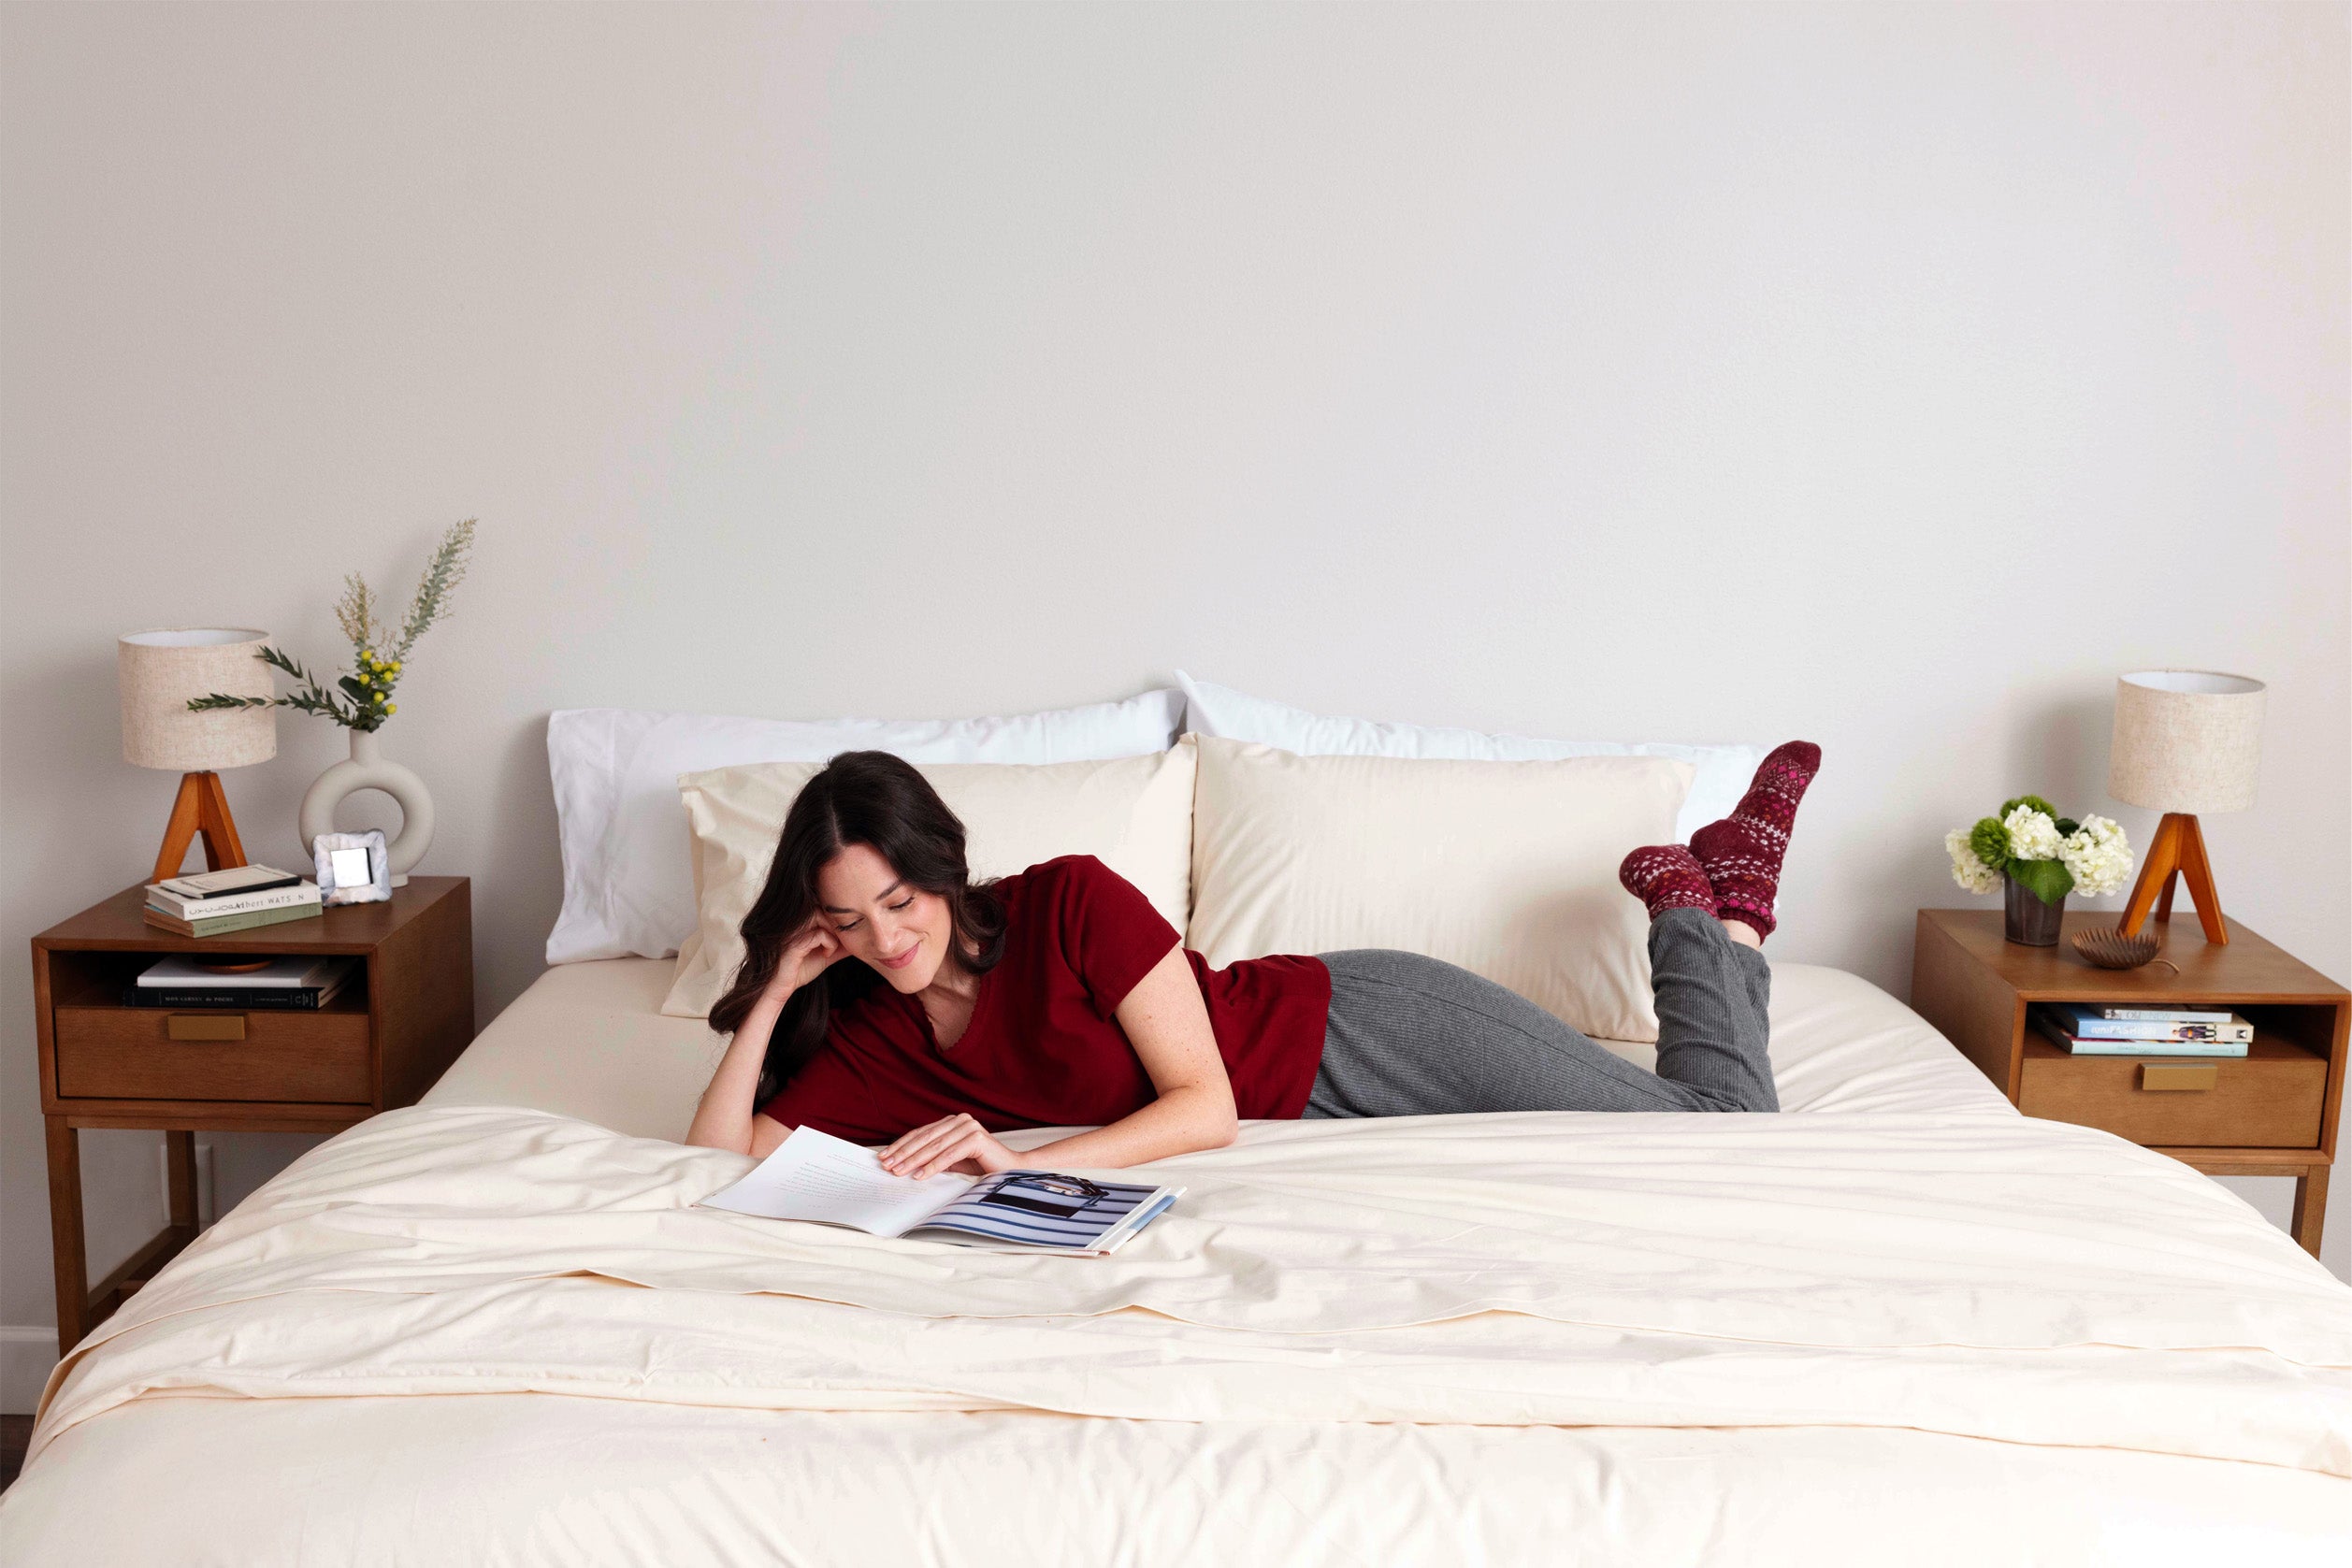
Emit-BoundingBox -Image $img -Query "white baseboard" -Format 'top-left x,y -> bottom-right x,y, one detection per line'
2,1326 -> 58,1414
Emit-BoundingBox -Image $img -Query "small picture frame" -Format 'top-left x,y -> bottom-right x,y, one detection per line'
312,829 -> 393,905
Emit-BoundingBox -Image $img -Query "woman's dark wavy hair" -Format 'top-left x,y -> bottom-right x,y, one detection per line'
709,751 -> 1007,1102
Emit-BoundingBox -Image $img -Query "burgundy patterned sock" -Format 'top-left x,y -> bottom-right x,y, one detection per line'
1618,844 -> 1718,921
1689,741 -> 1822,940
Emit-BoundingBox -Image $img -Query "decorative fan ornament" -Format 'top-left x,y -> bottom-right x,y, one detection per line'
2071,928 -> 2177,973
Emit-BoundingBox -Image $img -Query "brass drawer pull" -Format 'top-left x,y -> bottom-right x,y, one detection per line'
166,1014 -> 246,1042
2141,1063 -> 2216,1092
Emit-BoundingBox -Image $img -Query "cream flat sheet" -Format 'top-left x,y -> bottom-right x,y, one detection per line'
421,957 -> 2018,1141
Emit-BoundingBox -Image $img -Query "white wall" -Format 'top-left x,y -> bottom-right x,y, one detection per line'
3,2 -> 2345,1398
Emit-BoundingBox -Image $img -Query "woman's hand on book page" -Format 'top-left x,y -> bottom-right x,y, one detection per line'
878,1113 -> 1018,1181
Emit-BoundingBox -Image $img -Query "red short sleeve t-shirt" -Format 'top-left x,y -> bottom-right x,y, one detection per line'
757,856 -> 1331,1144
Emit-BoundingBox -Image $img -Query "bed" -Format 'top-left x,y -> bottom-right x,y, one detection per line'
6,957 -> 2347,1564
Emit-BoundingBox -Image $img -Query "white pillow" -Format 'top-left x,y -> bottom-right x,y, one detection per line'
1176,672 -> 1760,843
1186,739 -> 1692,1043
546,691 -> 1184,964
662,743 -> 1198,1018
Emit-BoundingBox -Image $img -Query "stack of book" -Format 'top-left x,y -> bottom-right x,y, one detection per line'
129,953 -> 357,1010
2030,1002 -> 2254,1057
144,865 -> 323,938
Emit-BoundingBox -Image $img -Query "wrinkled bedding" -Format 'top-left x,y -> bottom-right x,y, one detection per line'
9,961 -> 2350,1565
28,1104 -> 2352,1478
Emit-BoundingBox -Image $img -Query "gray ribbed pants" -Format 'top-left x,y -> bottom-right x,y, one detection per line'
1303,908 -> 1778,1117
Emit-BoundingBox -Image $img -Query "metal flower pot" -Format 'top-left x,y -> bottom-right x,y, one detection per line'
2003,870 -> 2067,946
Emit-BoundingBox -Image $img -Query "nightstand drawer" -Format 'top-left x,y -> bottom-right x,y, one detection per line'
53,1006 -> 370,1103
2018,1051 -> 2326,1148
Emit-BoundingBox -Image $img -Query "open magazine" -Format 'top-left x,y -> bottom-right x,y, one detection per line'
700,1125 -> 1182,1256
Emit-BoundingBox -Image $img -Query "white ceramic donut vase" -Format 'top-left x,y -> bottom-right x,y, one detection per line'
299,727 -> 435,886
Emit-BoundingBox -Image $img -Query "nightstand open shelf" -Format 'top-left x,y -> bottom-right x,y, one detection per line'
1912,908 -> 2348,1258
33,876 -> 474,1355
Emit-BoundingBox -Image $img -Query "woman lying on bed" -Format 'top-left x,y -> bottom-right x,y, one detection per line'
686,743 -> 1821,1175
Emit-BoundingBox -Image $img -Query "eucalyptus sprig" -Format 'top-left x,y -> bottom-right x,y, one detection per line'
190,520 -> 476,734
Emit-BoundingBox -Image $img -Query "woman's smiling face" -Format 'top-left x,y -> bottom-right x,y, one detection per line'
814,842 -> 954,992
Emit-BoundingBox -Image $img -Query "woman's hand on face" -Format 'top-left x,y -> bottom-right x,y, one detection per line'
763,918 -> 844,1004
878,1114 -> 1017,1181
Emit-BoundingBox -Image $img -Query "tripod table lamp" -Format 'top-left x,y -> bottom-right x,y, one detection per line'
2106,669 -> 2264,945
119,627 -> 277,884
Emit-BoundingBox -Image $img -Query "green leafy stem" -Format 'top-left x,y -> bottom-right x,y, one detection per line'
1969,794 -> 2086,907
185,520 -> 472,734
189,645 -> 386,731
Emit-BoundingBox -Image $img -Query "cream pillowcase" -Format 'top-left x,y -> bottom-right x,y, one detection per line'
1185,739 -> 1694,1043
662,743 -> 1198,1019
1175,671 -> 1762,845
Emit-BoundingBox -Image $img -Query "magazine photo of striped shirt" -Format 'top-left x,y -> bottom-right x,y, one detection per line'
910,1172 -> 1176,1252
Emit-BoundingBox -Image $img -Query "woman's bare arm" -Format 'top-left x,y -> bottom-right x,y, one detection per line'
684,1000 -> 797,1157
879,943 -> 1238,1177
685,921 -> 840,1156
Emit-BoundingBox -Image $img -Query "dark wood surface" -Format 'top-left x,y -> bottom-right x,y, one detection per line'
32,876 -> 474,1357
1912,908 -> 2349,1258
54,1004 -> 371,1101
1917,908 -> 2346,1002
1912,913 -> 2030,1099
37,875 -> 468,954
2018,1045 -> 2327,1147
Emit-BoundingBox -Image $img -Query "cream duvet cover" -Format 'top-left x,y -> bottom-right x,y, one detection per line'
8,1097 -> 2351,1564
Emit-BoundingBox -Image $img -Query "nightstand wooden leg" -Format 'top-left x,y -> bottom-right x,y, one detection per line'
165,1129 -> 198,1230
45,1117 -> 88,1359
2289,1170 -> 2326,1259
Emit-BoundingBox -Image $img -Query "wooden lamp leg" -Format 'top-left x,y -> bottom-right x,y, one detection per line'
2172,813 -> 2227,943
2116,811 -> 2227,945
2118,814 -> 2180,938
152,770 -> 250,884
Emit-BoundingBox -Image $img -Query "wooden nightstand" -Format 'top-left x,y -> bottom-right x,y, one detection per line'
33,876 -> 474,1356
1912,908 -> 2348,1258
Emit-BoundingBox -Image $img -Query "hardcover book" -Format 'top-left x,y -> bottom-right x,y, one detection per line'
152,864 -> 306,903
124,985 -> 350,1011
137,954 -> 354,988
145,877 -> 322,921
141,901 -> 325,939
2045,1003 -> 2252,1044
2094,1005 -> 2235,1024
2032,1013 -> 2249,1058
128,956 -> 356,1010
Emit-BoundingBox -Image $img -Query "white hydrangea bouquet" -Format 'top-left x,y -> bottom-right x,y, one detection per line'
1945,796 -> 2133,907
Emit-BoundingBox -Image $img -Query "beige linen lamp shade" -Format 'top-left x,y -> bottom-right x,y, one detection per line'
2106,669 -> 2265,943
117,627 -> 277,882
2108,669 -> 2264,813
119,628 -> 278,770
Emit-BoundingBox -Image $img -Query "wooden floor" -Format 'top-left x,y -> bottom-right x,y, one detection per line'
1,1419 -> 31,1495
3,1414 -> 30,1491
